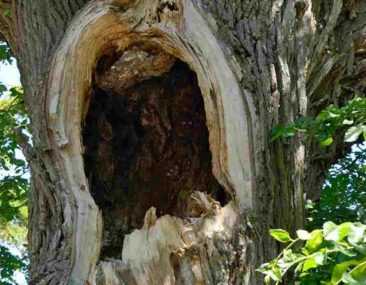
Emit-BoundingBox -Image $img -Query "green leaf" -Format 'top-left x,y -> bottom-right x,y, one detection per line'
343,119 -> 354,125
350,262 -> 366,283
331,260 -> 359,284
305,230 -> 323,252
339,222 -> 353,239
271,97 -> 366,148
0,43 -> 12,63
345,126 -> 363,142
325,222 -> 352,242
348,224 -> 366,244
0,245 -> 26,284
342,272 -> 360,285
302,253 -> 324,272
320,137 -> 334,147
0,84 -> 7,94
270,229 -> 293,243
271,126 -> 286,141
302,258 -> 317,272
258,262 -> 283,282
297,230 -> 311,240
323,222 -> 337,236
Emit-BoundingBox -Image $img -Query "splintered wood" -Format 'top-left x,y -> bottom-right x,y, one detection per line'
46,0 -> 254,283
83,58 -> 228,258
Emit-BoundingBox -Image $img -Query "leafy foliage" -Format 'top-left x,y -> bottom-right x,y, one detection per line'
0,87 -> 29,228
0,42 -> 29,284
0,88 -> 29,284
0,43 -> 12,65
266,98 -> 366,284
258,222 -> 366,284
0,245 -> 27,285
307,144 -> 366,229
272,97 -> 366,146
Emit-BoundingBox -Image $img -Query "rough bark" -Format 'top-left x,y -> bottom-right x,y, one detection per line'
0,0 -> 365,284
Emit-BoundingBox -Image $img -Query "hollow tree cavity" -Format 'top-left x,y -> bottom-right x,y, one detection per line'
39,1 -> 256,283
4,0 -> 356,283
83,46 -> 228,258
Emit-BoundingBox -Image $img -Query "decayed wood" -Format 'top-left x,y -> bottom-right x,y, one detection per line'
95,46 -> 176,92
43,0 -> 256,283
120,200 -> 239,285
0,0 -> 365,284
85,59 -> 230,258
95,199 -> 246,285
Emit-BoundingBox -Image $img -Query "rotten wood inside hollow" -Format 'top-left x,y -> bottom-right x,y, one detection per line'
83,49 -> 229,259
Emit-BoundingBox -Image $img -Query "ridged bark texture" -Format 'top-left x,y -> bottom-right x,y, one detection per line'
0,0 -> 365,284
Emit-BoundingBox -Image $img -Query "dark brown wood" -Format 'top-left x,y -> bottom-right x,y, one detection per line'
84,60 -> 228,259
0,0 -> 365,284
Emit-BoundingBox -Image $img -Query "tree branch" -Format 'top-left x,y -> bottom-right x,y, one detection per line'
0,0 -> 17,51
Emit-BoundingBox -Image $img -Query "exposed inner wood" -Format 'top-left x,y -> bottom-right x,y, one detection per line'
95,45 -> 176,93
83,49 -> 229,259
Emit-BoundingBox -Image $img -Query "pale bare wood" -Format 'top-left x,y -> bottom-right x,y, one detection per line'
1,0 -> 365,284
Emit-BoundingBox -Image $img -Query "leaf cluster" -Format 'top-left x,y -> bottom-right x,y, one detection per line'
0,245 -> 27,285
258,222 -> 366,284
272,98 -> 366,146
0,87 -> 29,283
0,87 -> 29,228
0,43 -> 12,65
307,144 -> 366,229
0,43 -> 29,283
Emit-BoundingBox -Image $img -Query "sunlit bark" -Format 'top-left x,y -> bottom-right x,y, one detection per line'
0,0 -> 365,284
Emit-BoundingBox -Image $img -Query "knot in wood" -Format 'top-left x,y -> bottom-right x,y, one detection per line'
295,0 -> 308,19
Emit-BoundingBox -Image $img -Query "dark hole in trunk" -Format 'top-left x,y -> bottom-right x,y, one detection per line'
83,57 -> 229,259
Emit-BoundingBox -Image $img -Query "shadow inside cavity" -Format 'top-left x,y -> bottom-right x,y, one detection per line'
83,60 -> 229,259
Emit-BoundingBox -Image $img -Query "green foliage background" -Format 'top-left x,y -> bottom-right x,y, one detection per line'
308,144 -> 366,230
259,222 -> 366,284
0,44 -> 29,284
261,99 -> 366,284
272,97 -> 366,146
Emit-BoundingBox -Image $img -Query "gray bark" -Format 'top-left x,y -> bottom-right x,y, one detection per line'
0,0 -> 365,284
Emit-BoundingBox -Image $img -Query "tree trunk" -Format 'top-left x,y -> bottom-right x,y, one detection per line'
1,0 -> 365,284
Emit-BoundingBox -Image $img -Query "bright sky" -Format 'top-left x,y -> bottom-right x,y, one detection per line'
0,61 -> 21,87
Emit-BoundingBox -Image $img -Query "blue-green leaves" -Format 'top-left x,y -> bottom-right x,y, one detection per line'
258,222 -> 366,284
